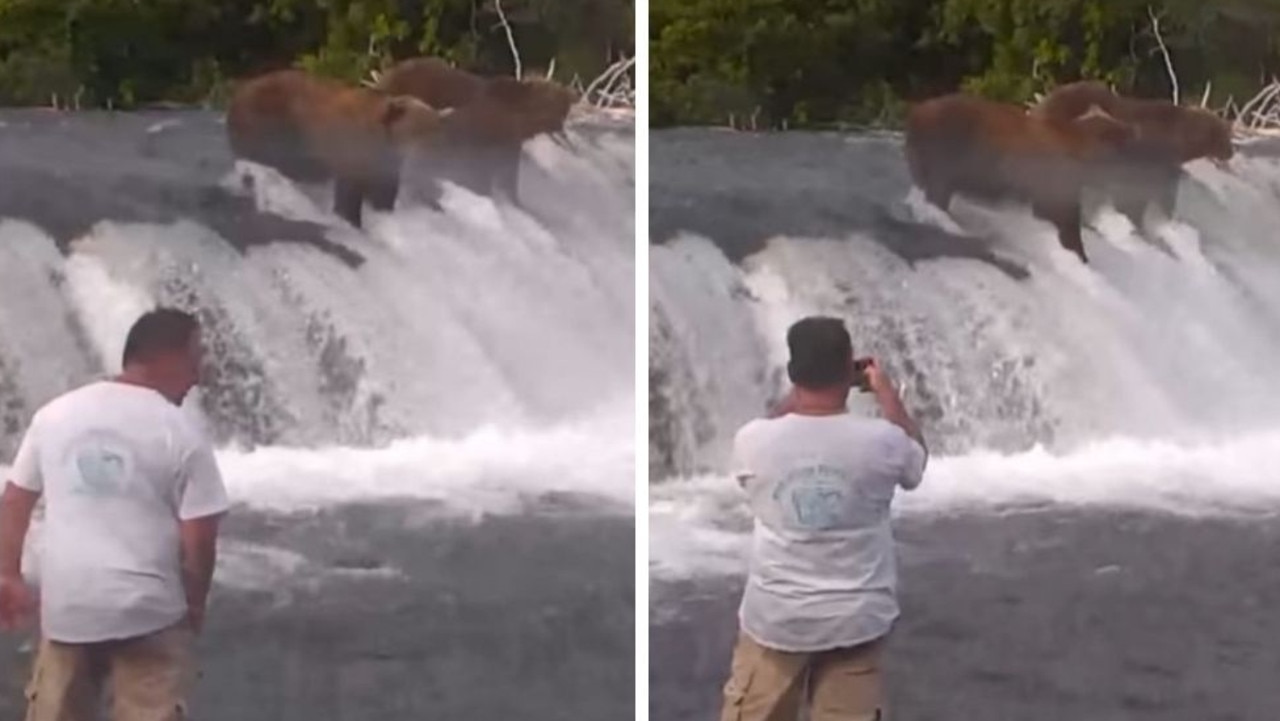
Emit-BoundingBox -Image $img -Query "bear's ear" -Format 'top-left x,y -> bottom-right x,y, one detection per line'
382,95 -> 433,127
382,97 -> 411,127
1081,103 -> 1142,140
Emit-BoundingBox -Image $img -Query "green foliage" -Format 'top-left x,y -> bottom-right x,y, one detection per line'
651,0 -> 1280,129
0,0 -> 634,109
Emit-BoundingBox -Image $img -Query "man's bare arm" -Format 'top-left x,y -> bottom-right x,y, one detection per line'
0,482 -> 39,630
865,361 -> 927,454
179,513 -> 223,633
0,482 -> 39,579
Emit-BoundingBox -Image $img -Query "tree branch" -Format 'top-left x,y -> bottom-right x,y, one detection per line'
1147,5 -> 1179,105
582,55 -> 635,109
493,0 -> 521,80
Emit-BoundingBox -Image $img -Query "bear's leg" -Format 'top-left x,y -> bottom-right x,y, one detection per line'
1110,163 -> 1161,230
333,179 -> 366,229
1034,198 -> 1088,264
1114,189 -> 1150,232
906,144 -> 952,211
923,180 -> 954,212
492,147 -> 522,207
418,178 -> 446,211
1151,168 -> 1180,221
364,173 -> 401,213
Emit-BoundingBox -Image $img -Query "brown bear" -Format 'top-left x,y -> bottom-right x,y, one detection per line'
376,57 -> 576,205
905,93 -> 1137,263
225,69 -> 449,229
1031,80 -> 1234,228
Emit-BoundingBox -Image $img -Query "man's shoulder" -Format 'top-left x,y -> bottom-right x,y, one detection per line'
733,416 -> 777,447
45,380 -> 141,409
735,416 -> 768,436
40,382 -> 194,437
770,414 -> 916,452
33,381 -> 109,421
854,416 -> 909,439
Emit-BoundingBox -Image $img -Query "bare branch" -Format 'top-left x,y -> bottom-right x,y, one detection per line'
1147,5 -> 1179,105
1236,81 -> 1280,129
493,0 -> 521,80
1201,81 -> 1211,108
1224,80 -> 1280,140
582,55 -> 635,109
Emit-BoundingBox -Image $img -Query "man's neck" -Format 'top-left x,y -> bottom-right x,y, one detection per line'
788,386 -> 849,416
113,368 -> 178,405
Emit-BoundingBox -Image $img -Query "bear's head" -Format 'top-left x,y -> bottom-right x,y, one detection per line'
381,95 -> 451,148
483,77 -> 577,140
1178,107 -> 1234,164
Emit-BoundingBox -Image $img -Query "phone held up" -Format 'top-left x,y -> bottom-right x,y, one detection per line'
851,356 -> 873,393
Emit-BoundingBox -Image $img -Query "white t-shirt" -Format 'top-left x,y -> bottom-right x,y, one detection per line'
8,380 -> 230,643
732,412 -> 927,652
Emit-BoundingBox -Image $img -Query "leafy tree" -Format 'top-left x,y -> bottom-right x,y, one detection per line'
651,0 -> 1280,129
0,0 -> 632,108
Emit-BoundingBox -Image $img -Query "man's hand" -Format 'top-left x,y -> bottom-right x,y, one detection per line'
0,574 -> 34,631
766,389 -> 799,419
0,481 -> 39,633
861,358 -> 927,451
861,357 -> 893,394
851,357 -> 873,392
180,513 -> 221,638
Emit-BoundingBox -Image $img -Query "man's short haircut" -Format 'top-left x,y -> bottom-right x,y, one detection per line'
121,308 -> 200,366
786,316 -> 852,389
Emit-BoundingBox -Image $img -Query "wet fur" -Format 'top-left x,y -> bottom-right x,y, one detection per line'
1032,81 -> 1234,228
377,57 -> 576,206
226,69 -> 445,228
905,93 -> 1136,263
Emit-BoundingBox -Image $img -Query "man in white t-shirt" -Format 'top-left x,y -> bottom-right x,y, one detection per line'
719,316 -> 928,721
0,307 -> 230,721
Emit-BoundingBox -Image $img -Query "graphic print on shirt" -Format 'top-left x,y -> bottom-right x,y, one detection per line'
771,463 -> 853,530
66,431 -> 134,498
769,460 -> 891,532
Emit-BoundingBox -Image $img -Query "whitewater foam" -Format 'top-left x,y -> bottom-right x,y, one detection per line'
1,113 -> 634,519
653,151 -> 1280,464
650,429 -> 1280,580
650,131 -> 1280,582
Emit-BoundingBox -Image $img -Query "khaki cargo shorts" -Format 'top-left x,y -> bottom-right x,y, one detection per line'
719,630 -> 888,721
23,621 -> 195,721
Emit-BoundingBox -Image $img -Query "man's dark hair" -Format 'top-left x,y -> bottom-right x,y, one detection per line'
786,316 -> 853,389
122,308 -> 200,366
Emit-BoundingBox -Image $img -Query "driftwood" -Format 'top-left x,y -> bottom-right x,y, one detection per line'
580,55 -> 635,109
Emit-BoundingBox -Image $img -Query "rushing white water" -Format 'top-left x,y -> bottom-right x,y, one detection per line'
650,133 -> 1280,579
0,114 -> 635,517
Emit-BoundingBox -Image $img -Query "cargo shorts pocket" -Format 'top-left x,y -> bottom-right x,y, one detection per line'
23,660 -> 41,703
23,645 -> 55,721
810,653 -> 885,721
719,636 -> 762,721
